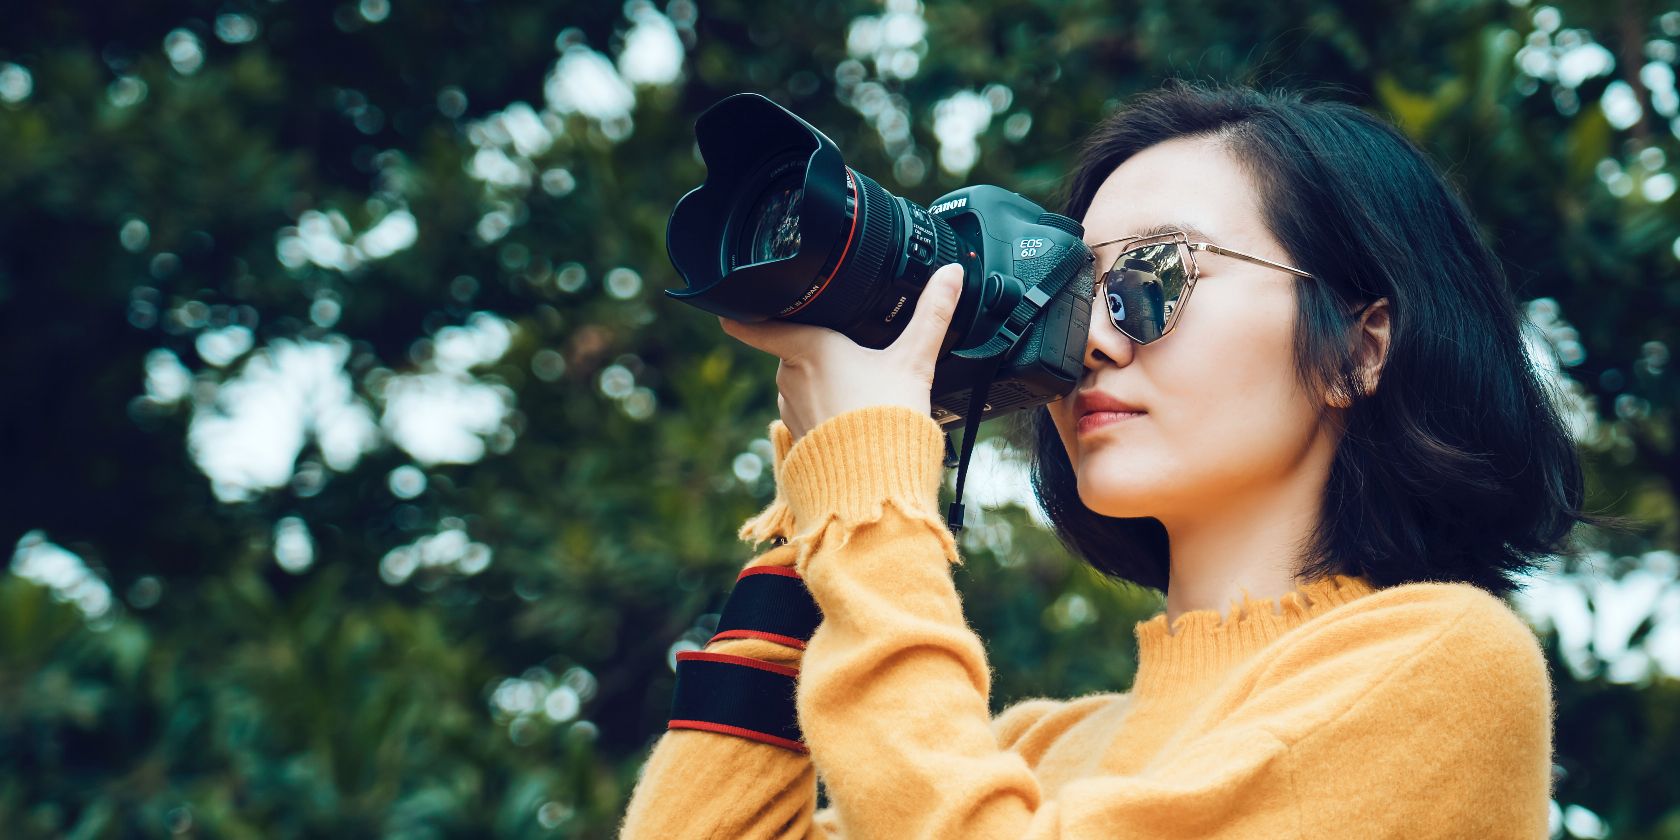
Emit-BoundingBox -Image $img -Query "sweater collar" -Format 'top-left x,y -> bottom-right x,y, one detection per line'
1130,573 -> 1378,698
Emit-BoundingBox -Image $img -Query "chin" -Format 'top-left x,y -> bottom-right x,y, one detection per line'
1079,497 -> 1159,520
1073,466 -> 1165,519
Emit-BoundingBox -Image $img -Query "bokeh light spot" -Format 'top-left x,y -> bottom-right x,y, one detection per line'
164,29 -> 205,75
214,13 -> 260,44
273,516 -> 315,573
0,63 -> 33,103
388,465 -> 427,499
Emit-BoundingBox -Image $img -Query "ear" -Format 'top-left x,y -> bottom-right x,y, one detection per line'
1328,298 -> 1391,409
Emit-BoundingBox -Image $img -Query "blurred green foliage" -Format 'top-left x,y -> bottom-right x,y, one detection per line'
1,1 -> 1678,837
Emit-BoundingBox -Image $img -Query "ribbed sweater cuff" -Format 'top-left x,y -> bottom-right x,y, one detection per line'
779,404 -> 948,535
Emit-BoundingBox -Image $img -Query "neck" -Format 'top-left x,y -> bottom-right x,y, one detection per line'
1158,441 -> 1333,630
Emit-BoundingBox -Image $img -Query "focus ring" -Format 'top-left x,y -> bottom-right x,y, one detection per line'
792,169 -> 897,328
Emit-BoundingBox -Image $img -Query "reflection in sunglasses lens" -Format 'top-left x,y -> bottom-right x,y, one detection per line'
1102,243 -> 1186,344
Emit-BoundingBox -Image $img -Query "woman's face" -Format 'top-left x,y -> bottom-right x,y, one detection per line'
1046,135 -> 1332,523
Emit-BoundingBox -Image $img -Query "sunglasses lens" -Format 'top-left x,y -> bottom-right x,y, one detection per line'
1101,243 -> 1187,344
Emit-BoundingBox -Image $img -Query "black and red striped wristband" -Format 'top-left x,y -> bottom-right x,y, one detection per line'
707,566 -> 822,650
668,651 -> 806,753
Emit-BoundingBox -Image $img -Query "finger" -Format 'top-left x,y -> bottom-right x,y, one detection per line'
888,263 -> 964,362
718,315 -> 817,359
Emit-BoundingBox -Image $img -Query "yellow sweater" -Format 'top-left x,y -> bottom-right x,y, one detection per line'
619,405 -> 1555,839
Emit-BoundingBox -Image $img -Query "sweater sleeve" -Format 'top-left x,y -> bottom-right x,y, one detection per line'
619,421 -> 827,840
777,404 -> 1554,840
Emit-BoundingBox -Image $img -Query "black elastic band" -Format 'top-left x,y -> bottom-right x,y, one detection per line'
668,651 -> 805,753
709,567 -> 821,649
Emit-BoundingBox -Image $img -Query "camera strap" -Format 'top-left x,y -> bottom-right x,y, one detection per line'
943,355 -> 1003,534
942,254 -> 1088,535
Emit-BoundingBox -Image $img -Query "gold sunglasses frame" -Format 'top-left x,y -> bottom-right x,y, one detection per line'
1088,230 -> 1315,344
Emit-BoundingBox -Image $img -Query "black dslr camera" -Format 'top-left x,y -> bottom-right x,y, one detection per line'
663,93 -> 1096,531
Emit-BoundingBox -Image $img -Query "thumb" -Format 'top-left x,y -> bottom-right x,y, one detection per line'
889,263 -> 964,362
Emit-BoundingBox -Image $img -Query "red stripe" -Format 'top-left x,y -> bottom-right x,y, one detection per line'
780,169 -> 861,318
708,629 -> 807,650
737,565 -> 802,581
675,650 -> 799,678
668,719 -> 809,754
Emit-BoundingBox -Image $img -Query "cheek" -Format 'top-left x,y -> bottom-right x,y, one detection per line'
1154,284 -> 1319,475
1167,292 -> 1298,416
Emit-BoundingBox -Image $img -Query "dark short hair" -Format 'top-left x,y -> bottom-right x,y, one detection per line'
1009,80 -> 1608,599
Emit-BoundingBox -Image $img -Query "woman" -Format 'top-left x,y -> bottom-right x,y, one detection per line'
620,81 -> 1595,838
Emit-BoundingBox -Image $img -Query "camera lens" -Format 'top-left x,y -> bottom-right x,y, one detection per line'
665,93 -> 960,349
739,171 -> 804,265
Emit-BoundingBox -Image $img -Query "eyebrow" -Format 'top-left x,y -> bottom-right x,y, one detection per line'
1085,221 -> 1215,249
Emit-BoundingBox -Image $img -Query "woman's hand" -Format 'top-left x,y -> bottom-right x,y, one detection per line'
719,263 -> 965,441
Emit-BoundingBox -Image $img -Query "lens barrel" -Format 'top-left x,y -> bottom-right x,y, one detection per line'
783,166 -> 960,348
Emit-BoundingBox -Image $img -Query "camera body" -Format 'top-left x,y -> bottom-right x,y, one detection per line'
920,185 -> 1094,426
664,93 -> 1094,427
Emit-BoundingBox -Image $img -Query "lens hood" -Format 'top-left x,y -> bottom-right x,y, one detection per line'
665,94 -> 855,321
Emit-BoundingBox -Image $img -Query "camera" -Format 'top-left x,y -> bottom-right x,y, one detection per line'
663,93 -> 1095,430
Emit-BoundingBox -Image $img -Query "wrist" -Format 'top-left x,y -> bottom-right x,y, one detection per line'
780,404 -> 947,534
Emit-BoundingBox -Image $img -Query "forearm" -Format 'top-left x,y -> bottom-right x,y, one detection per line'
792,501 -> 1042,838
771,406 -> 1043,838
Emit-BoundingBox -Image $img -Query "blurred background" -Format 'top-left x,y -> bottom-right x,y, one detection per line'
2,0 -> 1677,837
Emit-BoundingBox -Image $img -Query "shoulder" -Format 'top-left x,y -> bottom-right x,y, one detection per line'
1303,579 -> 1545,669
1251,582 -> 1556,833
1242,580 -> 1552,745
1299,579 -> 1539,647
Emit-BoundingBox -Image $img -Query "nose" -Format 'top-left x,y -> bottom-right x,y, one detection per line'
1083,296 -> 1137,373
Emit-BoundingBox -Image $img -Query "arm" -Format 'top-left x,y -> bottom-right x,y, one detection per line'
619,421 -> 824,840
777,404 -> 1554,840
619,412 -> 1101,840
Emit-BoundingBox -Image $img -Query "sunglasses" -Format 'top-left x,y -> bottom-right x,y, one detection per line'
1088,229 -> 1315,345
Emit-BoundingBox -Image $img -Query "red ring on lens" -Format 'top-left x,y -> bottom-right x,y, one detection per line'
779,168 -> 861,317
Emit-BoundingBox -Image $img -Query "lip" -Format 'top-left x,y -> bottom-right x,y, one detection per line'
1077,410 -> 1146,435
1072,389 -> 1147,436
1073,389 -> 1147,417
